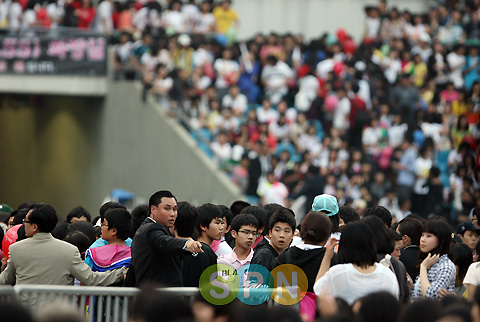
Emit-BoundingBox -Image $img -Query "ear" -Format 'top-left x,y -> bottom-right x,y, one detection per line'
268,230 -> 273,239
225,225 -> 231,234
150,205 -> 156,215
200,225 -> 208,232
231,230 -> 237,239
258,227 -> 264,235
111,228 -> 118,236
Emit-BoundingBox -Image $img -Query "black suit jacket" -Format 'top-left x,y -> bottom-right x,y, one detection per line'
131,218 -> 188,287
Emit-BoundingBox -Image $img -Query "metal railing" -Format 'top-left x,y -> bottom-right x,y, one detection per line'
0,285 -> 200,322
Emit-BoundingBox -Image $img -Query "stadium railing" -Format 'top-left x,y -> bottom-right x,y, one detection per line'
0,285 -> 200,322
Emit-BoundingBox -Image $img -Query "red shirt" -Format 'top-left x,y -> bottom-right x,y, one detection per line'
77,6 -> 95,29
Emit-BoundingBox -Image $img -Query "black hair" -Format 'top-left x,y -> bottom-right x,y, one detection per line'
230,213 -> 259,232
104,208 -> 133,241
149,191 -> 177,213
12,208 -> 29,226
130,287 -> 193,322
0,300 -> 34,322
52,221 -> 71,240
262,203 -> 285,236
17,201 -> 40,211
64,231 -> 91,259
419,218 -> 452,261
329,214 -> 340,233
338,206 -> 360,225
175,201 -> 197,238
240,206 -> 266,230
362,215 -> 395,254
91,215 -> 100,225
28,204 -> 58,233
68,221 -> 96,246
452,243 -> 473,283
398,217 -> 423,246
196,203 -> 224,234
0,212 -> 10,224
364,206 -> 393,228
99,201 -> 127,221
356,292 -> 400,322
300,211 -> 331,244
230,200 -> 251,216
268,208 -> 296,232
338,220 -> 377,267
218,205 -> 234,227
398,298 -> 443,322
131,204 -> 149,235
66,206 -> 91,223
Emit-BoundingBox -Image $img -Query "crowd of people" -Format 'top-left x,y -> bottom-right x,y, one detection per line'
1,192 -> 480,322
109,0 -> 480,226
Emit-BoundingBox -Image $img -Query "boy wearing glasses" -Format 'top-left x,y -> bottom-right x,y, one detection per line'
217,213 -> 259,271
251,208 -> 295,271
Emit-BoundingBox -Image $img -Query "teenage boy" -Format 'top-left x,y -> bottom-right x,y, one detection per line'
183,203 -> 223,287
457,221 -> 479,251
217,213 -> 259,271
213,205 -> 233,257
251,208 -> 296,271
85,208 -> 132,274
396,216 -> 423,281
239,206 -> 266,249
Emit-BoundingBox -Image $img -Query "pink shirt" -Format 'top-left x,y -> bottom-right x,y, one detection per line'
217,247 -> 254,271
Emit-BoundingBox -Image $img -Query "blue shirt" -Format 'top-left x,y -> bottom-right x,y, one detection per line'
397,147 -> 417,187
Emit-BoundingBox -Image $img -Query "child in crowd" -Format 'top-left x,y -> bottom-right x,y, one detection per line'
183,203 -> 223,287
217,213 -> 259,271
85,208 -> 132,275
251,208 -> 296,271
457,221 -> 479,252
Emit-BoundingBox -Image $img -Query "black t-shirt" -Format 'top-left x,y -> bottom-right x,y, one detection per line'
182,242 -> 217,287
251,243 -> 278,271
399,246 -> 420,281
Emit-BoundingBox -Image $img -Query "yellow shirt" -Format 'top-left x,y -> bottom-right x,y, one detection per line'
213,7 -> 238,34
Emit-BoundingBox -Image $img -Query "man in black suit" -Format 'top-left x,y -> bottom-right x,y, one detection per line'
130,190 -> 203,287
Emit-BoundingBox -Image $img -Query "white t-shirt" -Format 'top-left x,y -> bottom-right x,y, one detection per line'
333,97 -> 351,129
211,141 -> 232,164
222,93 -> 247,114
362,126 -> 382,154
414,157 -> 433,195
447,51 -> 465,89
162,10 -> 186,34
22,9 -> 36,29
95,0 -> 113,34
194,12 -> 215,34
464,262 -> 480,286
214,59 -> 239,89
316,58 -> 334,80
256,107 -> 279,124
313,263 -> 399,305
261,61 -> 293,92
9,2 -> 23,31
256,179 -> 289,206
388,123 -> 408,148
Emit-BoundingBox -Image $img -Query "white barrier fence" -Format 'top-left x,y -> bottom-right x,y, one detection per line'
0,285 -> 200,322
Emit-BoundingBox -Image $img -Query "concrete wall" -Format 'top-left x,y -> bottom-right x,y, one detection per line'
234,0 -> 433,41
0,82 -> 243,217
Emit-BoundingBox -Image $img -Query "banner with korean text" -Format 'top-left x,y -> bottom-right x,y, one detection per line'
0,30 -> 107,76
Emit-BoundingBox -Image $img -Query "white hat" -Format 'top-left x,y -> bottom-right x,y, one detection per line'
178,34 -> 191,46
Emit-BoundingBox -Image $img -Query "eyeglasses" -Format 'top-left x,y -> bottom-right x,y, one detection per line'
238,230 -> 258,237
22,219 -> 32,224
101,222 -> 108,227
